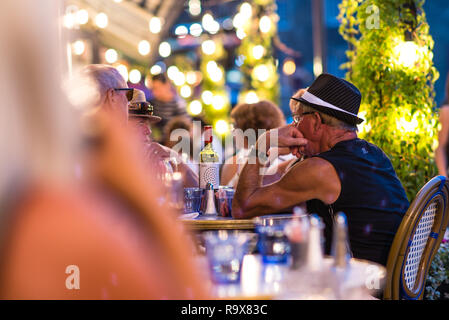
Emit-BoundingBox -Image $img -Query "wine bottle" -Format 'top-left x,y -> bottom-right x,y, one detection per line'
199,125 -> 219,189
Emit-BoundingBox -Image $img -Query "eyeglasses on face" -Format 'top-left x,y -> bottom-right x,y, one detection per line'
114,88 -> 134,101
292,112 -> 315,125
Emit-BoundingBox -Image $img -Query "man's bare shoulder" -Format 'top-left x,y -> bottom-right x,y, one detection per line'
282,156 -> 341,204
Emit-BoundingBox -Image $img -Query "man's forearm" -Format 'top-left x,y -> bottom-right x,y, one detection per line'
232,148 -> 266,218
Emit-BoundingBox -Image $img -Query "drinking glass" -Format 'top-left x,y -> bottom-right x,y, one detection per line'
184,187 -> 204,214
254,215 -> 296,264
203,230 -> 252,284
216,187 -> 235,217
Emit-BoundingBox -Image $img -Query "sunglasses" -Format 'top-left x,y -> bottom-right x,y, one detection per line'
114,88 -> 134,101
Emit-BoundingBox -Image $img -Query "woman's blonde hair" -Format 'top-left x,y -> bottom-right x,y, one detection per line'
231,100 -> 285,132
0,0 -> 81,203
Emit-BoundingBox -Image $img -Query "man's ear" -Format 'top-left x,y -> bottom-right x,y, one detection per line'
312,112 -> 324,133
105,88 -> 115,104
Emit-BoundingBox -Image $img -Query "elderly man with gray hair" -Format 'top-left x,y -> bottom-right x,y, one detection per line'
80,64 -> 198,188
232,73 -> 409,267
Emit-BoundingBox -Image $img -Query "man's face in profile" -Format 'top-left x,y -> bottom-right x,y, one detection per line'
130,117 -> 152,143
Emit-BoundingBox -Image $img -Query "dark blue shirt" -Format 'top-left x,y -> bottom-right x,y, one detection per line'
306,138 -> 409,266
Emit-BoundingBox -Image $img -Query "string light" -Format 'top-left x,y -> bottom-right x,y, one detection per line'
72,40 -> 85,55
129,69 -> 142,84
212,95 -> 226,110
259,16 -> 272,33
138,40 -> 151,56
167,66 -> 180,80
283,59 -> 296,75
188,0 -> 201,16
105,49 -> 118,63
215,120 -> 229,135
240,2 -> 252,19
245,91 -> 259,104
175,25 -> 188,38
188,100 -> 202,115
202,90 -> 213,105
159,41 -> 171,57
186,71 -> 197,85
150,65 -> 162,75
253,65 -> 269,82
189,23 -> 203,37
95,12 -> 108,29
252,45 -> 265,60
149,17 -> 162,34
180,85 -> 192,98
76,9 -> 89,25
393,40 -> 421,68
202,40 -> 216,55
173,72 -> 186,86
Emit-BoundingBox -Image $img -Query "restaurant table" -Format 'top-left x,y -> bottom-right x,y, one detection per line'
196,254 -> 386,300
180,213 -> 256,231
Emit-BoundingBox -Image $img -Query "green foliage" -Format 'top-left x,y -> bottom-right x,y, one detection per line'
338,0 -> 439,201
425,240 -> 449,299
236,0 -> 279,104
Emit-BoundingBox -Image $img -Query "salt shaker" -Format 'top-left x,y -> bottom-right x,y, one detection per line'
203,182 -> 218,216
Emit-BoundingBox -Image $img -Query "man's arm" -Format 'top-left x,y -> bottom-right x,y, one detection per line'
435,106 -> 449,177
232,156 -> 341,219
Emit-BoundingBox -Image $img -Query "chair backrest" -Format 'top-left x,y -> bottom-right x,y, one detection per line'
383,176 -> 449,300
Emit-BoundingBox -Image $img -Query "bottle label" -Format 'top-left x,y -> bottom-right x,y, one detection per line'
199,163 -> 220,189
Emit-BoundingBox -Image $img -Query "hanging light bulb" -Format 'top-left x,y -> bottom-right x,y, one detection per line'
95,12 -> 108,29
253,65 -> 269,82
188,100 -> 202,115
189,23 -> 203,37
245,91 -> 259,104
240,2 -> 252,19
150,65 -> 162,75
159,41 -> 171,57
138,40 -> 151,56
215,120 -> 229,135
259,16 -> 272,33
76,9 -> 89,25
105,49 -> 118,63
149,17 -> 162,34
201,40 -> 216,55
212,95 -> 226,110
180,85 -> 192,98
129,69 -> 142,84
393,40 -> 420,68
72,40 -> 85,55
189,0 -> 201,16
175,25 -> 188,38
202,90 -> 213,105
167,66 -> 180,80
283,58 -> 296,75
252,45 -> 265,60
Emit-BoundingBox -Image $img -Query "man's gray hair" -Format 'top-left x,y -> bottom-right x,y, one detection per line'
82,64 -> 126,97
301,104 -> 358,132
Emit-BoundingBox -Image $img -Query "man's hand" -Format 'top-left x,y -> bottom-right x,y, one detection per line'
257,125 -> 308,158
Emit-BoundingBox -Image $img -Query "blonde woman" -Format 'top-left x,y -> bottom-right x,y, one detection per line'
0,0 -> 207,299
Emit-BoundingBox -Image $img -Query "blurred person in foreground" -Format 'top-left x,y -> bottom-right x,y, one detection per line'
0,0 -> 207,299
435,72 -> 449,177
221,100 -> 296,187
128,90 -> 198,187
232,73 -> 409,266
148,73 -> 189,143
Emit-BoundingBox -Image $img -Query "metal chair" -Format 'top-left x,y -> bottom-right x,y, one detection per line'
383,175 -> 449,299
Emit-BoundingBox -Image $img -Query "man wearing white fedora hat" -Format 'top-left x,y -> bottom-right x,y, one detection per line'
128,89 -> 199,188
232,73 -> 409,266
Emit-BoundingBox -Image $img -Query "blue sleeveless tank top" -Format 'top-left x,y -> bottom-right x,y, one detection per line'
306,138 -> 409,266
